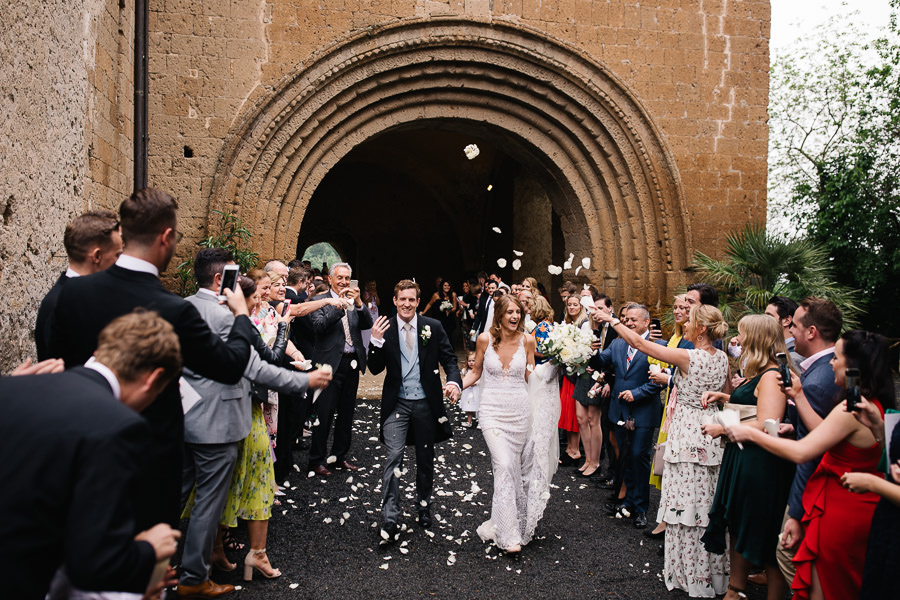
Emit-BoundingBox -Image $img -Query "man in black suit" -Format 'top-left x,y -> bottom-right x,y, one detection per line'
471,279 -> 499,336
48,188 -> 257,530
34,210 -> 123,360
307,262 -> 374,476
367,279 -> 462,538
0,311 -> 182,600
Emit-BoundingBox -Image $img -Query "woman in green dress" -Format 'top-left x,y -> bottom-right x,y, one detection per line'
700,315 -> 796,600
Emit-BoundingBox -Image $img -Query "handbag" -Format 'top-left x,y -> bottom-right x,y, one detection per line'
652,442 -> 666,476
722,402 -> 757,422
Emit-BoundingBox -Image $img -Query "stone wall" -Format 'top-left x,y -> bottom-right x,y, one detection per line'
0,0 -> 133,372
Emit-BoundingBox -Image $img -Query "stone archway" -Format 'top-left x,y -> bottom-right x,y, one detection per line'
209,18 -> 691,304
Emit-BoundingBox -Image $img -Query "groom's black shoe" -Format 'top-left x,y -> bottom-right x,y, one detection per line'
380,522 -> 400,543
417,507 -> 432,528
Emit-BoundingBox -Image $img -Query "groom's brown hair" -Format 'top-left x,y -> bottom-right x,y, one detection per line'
394,279 -> 421,298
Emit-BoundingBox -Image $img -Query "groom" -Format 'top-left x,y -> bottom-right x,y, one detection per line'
367,279 -> 462,540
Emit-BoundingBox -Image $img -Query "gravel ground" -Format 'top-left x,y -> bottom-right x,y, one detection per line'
179,370 -> 770,600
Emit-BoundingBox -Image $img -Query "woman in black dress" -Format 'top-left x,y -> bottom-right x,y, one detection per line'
422,278 -> 459,341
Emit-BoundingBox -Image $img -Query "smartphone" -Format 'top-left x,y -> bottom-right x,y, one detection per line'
650,318 -> 661,331
349,279 -> 359,290
846,368 -> 862,411
218,264 -> 240,300
776,352 -> 792,389
281,298 -> 292,317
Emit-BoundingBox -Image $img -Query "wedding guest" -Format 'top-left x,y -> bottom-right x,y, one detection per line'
572,289 -> 610,478
422,278 -> 459,343
35,210 -> 123,360
590,304 -> 666,528
722,328 -> 894,600
361,280 -> 381,350
558,294 -> 587,466
1,311 -> 182,600
766,295 -> 803,363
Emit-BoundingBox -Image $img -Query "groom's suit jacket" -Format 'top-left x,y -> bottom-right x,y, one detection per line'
590,336 -> 666,426
367,315 -> 462,445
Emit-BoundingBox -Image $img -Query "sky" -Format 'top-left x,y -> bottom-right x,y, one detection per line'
770,1 -> 892,56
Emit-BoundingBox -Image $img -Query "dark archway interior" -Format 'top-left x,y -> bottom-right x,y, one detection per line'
295,123 -> 568,318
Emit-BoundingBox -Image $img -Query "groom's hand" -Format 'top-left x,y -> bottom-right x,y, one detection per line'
443,383 -> 461,404
371,315 -> 391,341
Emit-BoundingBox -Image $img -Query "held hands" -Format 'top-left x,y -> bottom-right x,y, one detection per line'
371,315 -> 391,341
443,383 -> 461,404
135,523 -> 181,562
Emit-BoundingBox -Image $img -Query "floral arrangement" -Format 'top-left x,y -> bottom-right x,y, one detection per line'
537,322 -> 596,376
439,299 -> 453,313
420,324 -> 432,345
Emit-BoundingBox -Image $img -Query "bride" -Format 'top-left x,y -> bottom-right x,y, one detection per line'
463,295 -> 560,552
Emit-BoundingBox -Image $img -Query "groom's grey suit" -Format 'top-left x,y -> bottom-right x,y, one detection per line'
179,289 -> 310,587
367,314 -> 461,525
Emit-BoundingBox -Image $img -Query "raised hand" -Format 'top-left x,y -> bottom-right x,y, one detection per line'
371,315 -> 391,341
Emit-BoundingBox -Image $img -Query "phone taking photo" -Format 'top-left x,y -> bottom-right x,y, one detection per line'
846,368 -> 862,411
349,279 -> 359,290
650,318 -> 661,331
776,352 -> 792,389
281,298 -> 292,317
218,265 -> 240,301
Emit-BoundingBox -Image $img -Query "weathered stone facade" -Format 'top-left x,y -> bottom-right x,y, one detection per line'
0,0 -> 770,371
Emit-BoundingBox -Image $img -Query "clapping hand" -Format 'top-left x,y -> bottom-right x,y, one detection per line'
371,316 -> 391,341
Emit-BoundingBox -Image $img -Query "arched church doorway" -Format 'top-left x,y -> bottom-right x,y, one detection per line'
209,18 -> 693,308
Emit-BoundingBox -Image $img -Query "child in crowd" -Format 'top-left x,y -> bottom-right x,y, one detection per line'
459,351 -> 481,427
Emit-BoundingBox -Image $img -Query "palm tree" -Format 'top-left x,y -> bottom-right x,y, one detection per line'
691,224 -> 862,330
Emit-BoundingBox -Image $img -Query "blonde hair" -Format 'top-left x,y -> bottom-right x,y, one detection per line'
564,295 -> 588,326
686,304 -> 728,342
672,294 -> 687,337
94,309 -> 182,384
490,295 -> 525,349
738,314 -> 790,378
529,295 -> 554,323
522,277 -> 539,292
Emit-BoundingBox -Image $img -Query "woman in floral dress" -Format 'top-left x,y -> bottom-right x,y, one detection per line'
595,303 -> 730,597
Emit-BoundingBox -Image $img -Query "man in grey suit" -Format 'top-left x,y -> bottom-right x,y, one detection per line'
178,249 -> 332,599
367,279 -> 461,540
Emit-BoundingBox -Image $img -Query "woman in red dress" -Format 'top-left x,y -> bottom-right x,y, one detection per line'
557,295 -> 587,464
726,330 -> 895,600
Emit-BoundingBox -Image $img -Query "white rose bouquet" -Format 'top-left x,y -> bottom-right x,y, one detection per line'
537,322 -> 596,376
439,299 -> 453,313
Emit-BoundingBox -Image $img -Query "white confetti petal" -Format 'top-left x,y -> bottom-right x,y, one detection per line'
346,476 -> 354,484
393,467 -> 402,478
379,563 -> 390,570
575,266 -> 582,276
447,555 -> 457,565
434,369 -> 440,374
323,517 -> 332,523
496,258 -> 507,268
492,226 -> 502,234
526,364 -> 534,372
582,257 -> 591,269
486,184 -> 493,191
400,547 -> 409,554
512,259 -> 521,271
313,418 -> 320,427
350,359 -> 358,370
513,250 -> 524,256
326,455 -> 337,464
420,499 -> 428,507
438,416 -> 448,423
380,529 -> 390,540
563,253 -> 574,270
289,583 -> 299,589
464,144 -> 480,160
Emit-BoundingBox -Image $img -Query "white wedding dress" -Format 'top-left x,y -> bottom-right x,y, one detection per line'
476,336 -> 560,549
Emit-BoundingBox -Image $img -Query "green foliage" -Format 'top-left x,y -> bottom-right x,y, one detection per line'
768,3 -> 900,337
175,210 -> 259,296
692,225 -> 863,334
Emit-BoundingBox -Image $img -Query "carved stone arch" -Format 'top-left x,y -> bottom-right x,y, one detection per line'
210,18 -> 690,302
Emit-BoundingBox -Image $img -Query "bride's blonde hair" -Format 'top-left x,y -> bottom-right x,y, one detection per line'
490,295 -> 525,349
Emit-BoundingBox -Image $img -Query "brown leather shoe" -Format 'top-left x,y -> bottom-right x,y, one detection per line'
748,571 -> 768,586
310,464 -> 332,477
337,460 -> 358,472
176,579 -> 235,598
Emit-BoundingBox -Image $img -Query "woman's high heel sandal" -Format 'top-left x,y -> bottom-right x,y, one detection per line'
211,543 -> 236,572
243,548 -> 282,581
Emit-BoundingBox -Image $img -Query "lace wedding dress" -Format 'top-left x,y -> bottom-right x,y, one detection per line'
476,336 -> 559,549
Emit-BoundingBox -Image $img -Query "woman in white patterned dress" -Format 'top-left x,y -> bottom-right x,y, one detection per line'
594,303 -> 730,597
463,295 -> 547,553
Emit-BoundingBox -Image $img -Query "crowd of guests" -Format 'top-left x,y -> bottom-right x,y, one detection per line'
2,188 -> 898,600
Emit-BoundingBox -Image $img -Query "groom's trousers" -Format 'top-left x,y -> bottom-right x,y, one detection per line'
381,397 -> 436,524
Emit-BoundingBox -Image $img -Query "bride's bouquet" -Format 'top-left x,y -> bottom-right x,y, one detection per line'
537,323 -> 596,376
439,299 -> 453,313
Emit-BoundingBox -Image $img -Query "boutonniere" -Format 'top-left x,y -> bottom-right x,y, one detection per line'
420,324 -> 432,346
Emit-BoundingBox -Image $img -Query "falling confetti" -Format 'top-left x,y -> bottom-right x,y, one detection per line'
326,456 -> 337,464
547,265 -> 563,275
486,184 -> 493,191
496,258 -> 507,268
563,253 -> 575,270
350,359 -> 358,370
512,259 -> 521,271
513,250 -> 523,256
464,144 -> 480,160
492,226 -> 502,234
575,266 -> 582,276
582,257 -> 591,269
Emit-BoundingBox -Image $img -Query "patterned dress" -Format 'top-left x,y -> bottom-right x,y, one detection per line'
657,348 -> 729,597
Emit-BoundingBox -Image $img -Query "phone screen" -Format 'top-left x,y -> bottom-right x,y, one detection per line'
219,266 -> 240,298
281,299 -> 292,316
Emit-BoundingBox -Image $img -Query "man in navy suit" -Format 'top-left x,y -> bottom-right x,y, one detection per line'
775,297 -> 842,582
367,279 -> 462,539
590,303 -> 665,528
307,262 -> 374,476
